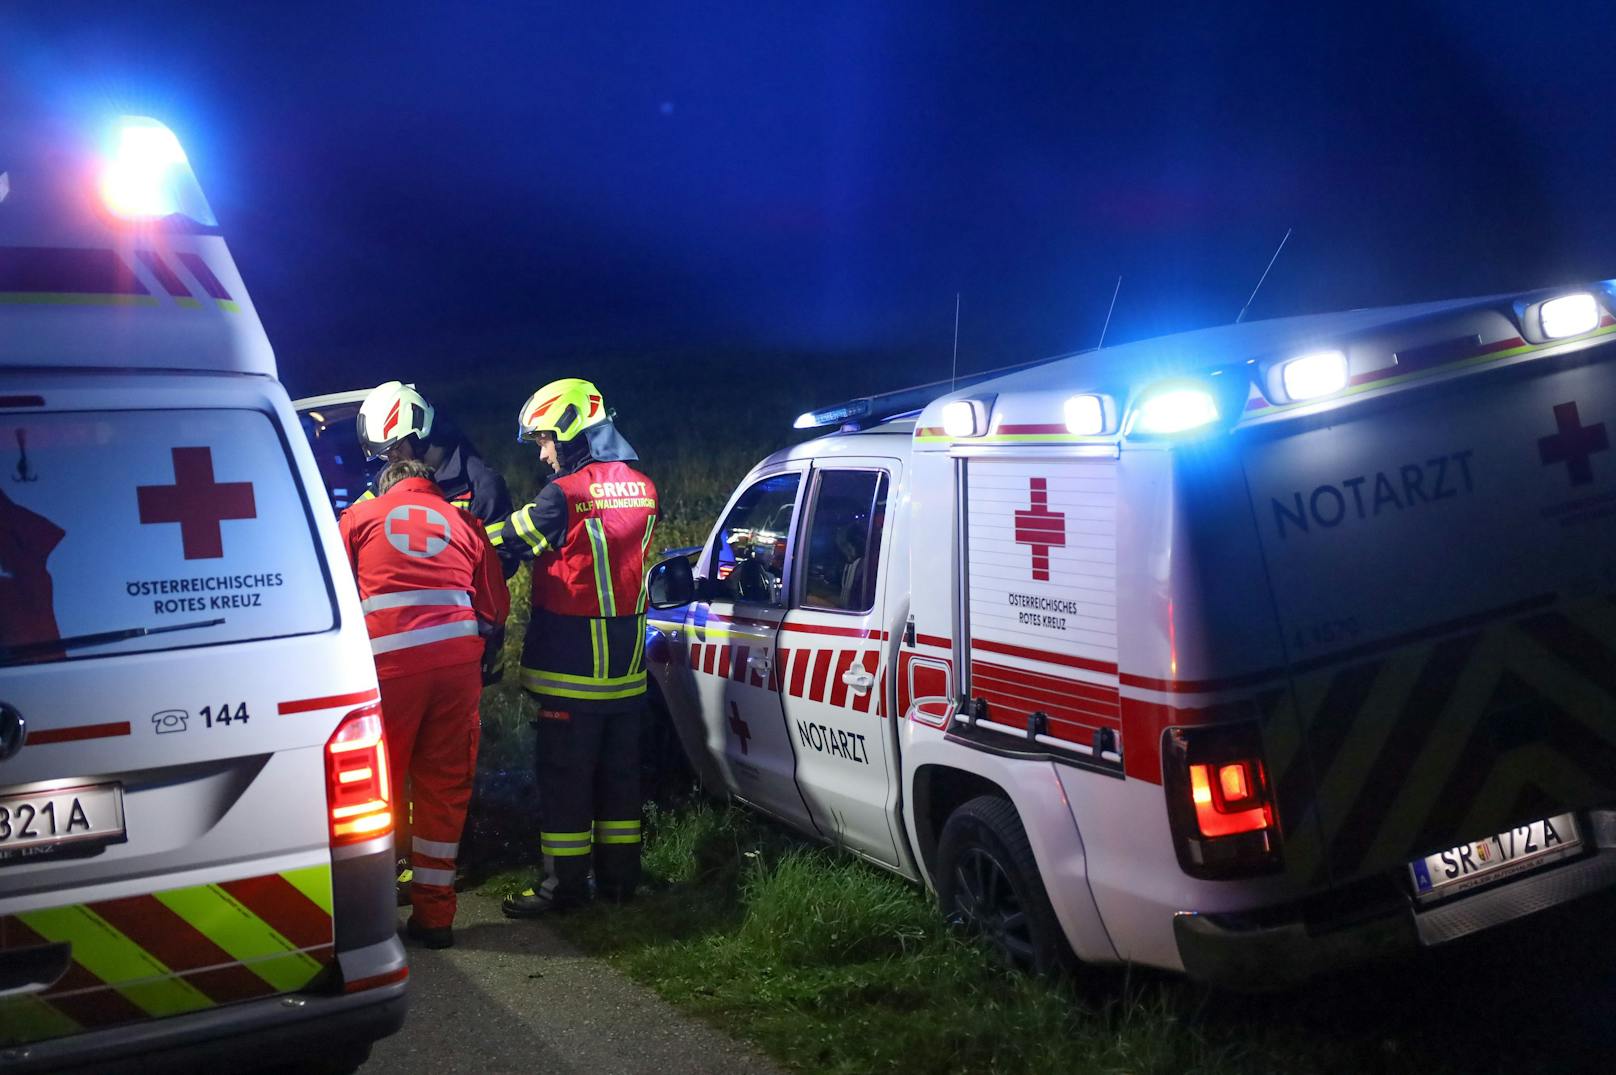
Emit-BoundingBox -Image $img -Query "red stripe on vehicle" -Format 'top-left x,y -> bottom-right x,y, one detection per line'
703,643 -> 718,675
218,874 -> 332,952
781,621 -> 888,640
915,633 -> 951,650
717,644 -> 732,680
688,641 -> 702,670
827,649 -> 858,708
344,965 -> 409,994
973,661 -> 1122,719
278,688 -> 379,715
135,250 -> 193,298
772,648 -> 792,692
91,895 -> 273,1004
971,637 -> 1118,676
174,251 -> 233,300
732,645 -> 750,682
995,423 -> 1069,435
789,649 -> 811,698
25,721 -> 130,746
808,650 -> 834,703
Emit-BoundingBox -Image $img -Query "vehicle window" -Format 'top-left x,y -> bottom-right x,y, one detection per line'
298,400 -> 375,512
709,472 -> 800,606
800,470 -> 888,613
0,408 -> 334,667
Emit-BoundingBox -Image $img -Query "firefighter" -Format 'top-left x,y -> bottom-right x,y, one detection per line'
490,378 -> 659,917
356,380 -> 514,527
340,457 -> 510,948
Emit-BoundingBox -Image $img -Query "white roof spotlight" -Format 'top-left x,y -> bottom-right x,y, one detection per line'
1063,394 -> 1105,435
941,399 -> 985,437
1280,350 -> 1348,403
1539,292 -> 1601,340
1133,382 -> 1220,435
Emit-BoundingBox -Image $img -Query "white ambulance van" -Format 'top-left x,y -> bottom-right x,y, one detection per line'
0,114 -> 405,1069
644,282 -> 1616,985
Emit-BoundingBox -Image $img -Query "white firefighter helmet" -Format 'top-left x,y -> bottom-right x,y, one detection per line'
357,381 -> 434,460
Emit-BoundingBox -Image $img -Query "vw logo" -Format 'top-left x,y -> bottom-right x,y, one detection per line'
0,703 -> 25,761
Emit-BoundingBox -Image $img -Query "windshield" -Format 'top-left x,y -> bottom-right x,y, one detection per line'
0,408 -> 334,664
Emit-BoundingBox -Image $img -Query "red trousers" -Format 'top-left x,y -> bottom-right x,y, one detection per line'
379,660 -> 482,929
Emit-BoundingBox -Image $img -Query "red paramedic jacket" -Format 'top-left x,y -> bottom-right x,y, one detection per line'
339,476 -> 509,680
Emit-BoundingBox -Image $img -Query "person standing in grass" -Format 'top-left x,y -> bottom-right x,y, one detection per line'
488,378 -> 659,916
341,457 -> 510,948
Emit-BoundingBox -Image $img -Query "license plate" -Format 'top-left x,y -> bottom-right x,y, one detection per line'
0,783 -> 125,865
1409,813 -> 1580,902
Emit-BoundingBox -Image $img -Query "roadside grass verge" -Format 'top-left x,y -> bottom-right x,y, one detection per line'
486,800 -> 1378,1075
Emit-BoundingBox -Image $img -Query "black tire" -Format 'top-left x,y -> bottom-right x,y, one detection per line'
936,794 -> 1074,976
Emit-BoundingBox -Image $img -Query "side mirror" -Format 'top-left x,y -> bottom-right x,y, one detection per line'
647,555 -> 696,609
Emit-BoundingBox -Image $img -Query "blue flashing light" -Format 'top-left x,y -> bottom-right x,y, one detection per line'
1134,384 -> 1220,435
100,117 -> 217,225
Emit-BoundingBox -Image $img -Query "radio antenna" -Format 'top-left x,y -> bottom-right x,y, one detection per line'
1097,275 -> 1122,349
950,292 -> 961,392
1236,227 -> 1293,324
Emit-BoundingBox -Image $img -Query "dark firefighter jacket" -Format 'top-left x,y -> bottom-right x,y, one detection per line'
487,422 -> 659,712
361,419 -> 513,525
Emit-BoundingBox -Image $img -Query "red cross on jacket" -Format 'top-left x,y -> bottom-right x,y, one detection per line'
339,476 -> 510,680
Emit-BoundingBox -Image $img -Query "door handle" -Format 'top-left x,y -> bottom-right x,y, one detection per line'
841,669 -> 874,694
747,653 -> 771,672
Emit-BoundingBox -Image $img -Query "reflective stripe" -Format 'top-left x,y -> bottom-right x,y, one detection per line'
19,905 -> 212,1017
8,996 -> 80,1040
362,589 -> 472,613
630,613 -> 646,675
371,618 -> 481,655
154,885 -> 323,993
591,617 -> 608,679
511,506 -> 552,553
411,867 -> 455,888
520,666 -> 647,700
637,515 -> 657,613
486,519 -> 507,546
541,829 -> 593,857
281,864 -> 335,917
584,518 -> 616,615
413,836 -> 460,859
594,819 -> 641,845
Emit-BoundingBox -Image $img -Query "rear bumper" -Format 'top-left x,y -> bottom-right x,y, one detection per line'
1175,813 -> 1616,990
1,967 -> 407,1075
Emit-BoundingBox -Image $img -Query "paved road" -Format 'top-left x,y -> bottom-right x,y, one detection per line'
360,893 -> 781,1075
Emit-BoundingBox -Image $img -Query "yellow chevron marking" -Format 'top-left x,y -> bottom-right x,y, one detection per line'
1308,647 -> 1431,829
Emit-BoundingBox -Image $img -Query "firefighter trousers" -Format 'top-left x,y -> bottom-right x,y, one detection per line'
379,660 -> 482,929
534,704 -> 642,904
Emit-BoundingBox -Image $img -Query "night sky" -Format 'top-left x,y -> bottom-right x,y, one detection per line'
5,3 -> 1614,395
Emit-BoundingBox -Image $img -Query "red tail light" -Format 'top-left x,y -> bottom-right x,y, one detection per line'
1164,723 -> 1281,878
324,703 -> 392,845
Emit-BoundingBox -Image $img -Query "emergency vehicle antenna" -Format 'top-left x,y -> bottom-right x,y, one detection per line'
950,292 -> 962,392
1235,227 -> 1293,324
1098,275 -> 1122,349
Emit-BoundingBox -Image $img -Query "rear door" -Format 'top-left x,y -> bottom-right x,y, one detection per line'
1242,342 -> 1616,888
0,377 -> 364,1046
293,392 -> 374,513
778,462 -> 902,863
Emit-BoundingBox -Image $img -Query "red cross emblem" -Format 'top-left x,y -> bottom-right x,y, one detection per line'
1538,401 -> 1609,486
1013,477 -> 1065,582
385,505 -> 450,558
137,447 -> 256,560
728,701 -> 751,756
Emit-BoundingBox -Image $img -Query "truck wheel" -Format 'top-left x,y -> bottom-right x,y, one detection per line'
936,795 -> 1072,976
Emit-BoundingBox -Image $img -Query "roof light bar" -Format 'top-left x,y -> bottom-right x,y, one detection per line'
100,117 -> 217,226
1280,350 -> 1348,402
1539,292 -> 1600,340
1133,383 -> 1220,435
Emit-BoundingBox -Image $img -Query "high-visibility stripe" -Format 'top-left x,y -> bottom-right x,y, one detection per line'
485,519 -> 507,546
154,886 -> 323,994
370,618 -> 480,655
2,996 -> 81,1041
541,829 -> 593,857
583,517 -> 617,616
91,894 -> 273,1005
591,617 -> 607,680
520,666 -> 647,700
637,516 -> 658,613
362,589 -> 472,613
413,836 -> 460,859
411,867 -> 455,887
216,873 -> 333,953
511,506 -> 551,553
594,819 -> 641,845
18,905 -> 212,1017
279,865 -> 335,918
630,613 -> 647,675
